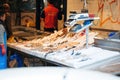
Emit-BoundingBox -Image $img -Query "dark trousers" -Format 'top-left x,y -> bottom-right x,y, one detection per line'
44,28 -> 55,33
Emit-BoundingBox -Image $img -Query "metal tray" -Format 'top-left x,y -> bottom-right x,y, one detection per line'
94,38 -> 120,51
12,26 -> 50,40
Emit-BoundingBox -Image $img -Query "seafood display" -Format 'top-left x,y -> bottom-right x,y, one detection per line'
24,28 -> 98,53
7,28 -> 120,68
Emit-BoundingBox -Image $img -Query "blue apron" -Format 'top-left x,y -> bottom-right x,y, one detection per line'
0,32 -> 7,69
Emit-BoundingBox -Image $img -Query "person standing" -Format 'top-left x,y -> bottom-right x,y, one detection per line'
41,0 -> 62,32
3,3 -> 13,39
0,5 -> 7,69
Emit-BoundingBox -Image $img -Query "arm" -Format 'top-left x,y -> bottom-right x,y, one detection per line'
41,10 -> 45,18
58,10 -> 62,20
0,25 -> 6,55
40,10 -> 45,28
0,25 -> 5,44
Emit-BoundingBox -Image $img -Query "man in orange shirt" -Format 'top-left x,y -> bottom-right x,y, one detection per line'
41,0 -> 62,32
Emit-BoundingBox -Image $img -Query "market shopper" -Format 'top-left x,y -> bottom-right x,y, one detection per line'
0,5 -> 7,69
3,3 -> 13,39
41,0 -> 62,32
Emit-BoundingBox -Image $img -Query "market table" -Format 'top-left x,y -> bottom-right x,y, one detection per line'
7,26 -> 120,75
7,42 -> 120,69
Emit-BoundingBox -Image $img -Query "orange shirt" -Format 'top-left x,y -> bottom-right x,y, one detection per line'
42,4 -> 59,29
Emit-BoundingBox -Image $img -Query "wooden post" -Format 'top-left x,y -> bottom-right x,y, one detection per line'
36,0 -> 41,30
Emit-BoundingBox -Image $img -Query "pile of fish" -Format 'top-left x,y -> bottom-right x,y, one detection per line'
24,28 -> 98,53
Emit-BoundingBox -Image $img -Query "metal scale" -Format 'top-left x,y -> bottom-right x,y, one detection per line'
65,0 -> 99,48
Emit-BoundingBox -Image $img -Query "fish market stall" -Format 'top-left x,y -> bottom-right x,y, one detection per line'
7,28 -> 120,70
